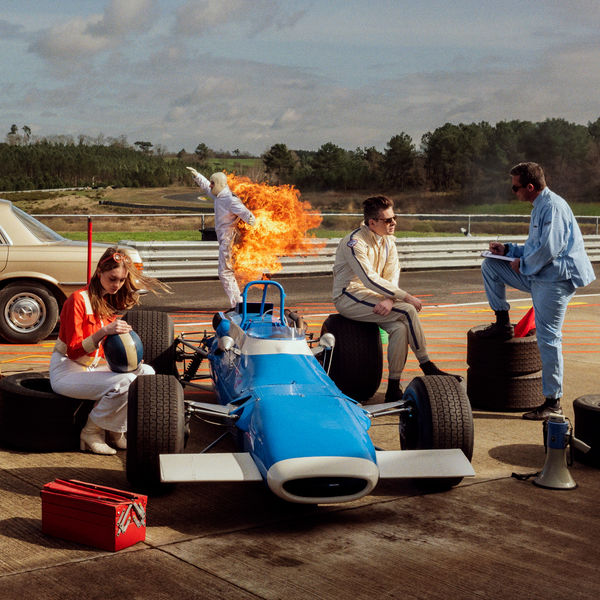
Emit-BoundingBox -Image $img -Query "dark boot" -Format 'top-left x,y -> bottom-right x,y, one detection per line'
420,360 -> 464,382
522,398 -> 563,421
385,379 -> 403,402
478,310 -> 514,340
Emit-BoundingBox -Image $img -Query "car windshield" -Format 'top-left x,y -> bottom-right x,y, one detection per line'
12,205 -> 66,242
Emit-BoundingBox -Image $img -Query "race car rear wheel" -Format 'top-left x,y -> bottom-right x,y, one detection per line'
321,314 -> 382,402
400,375 -> 474,489
124,310 -> 177,376
126,374 -> 185,492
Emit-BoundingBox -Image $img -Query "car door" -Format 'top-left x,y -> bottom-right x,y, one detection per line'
0,227 -> 9,272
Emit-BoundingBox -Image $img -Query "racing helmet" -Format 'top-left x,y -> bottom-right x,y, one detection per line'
103,330 -> 144,373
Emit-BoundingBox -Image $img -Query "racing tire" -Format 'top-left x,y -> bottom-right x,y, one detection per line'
126,374 -> 185,492
124,310 -> 177,376
467,367 -> 543,411
321,314 -> 382,403
400,375 -> 474,489
467,325 -> 541,376
0,372 -> 92,452
0,283 -> 59,344
573,395 -> 600,467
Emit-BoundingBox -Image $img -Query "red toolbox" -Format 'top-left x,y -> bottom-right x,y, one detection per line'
41,479 -> 147,552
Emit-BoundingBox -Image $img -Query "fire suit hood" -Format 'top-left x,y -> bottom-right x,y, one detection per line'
210,172 -> 229,196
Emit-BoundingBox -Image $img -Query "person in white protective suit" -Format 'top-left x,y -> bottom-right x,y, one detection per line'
333,195 -> 463,403
187,167 -> 256,307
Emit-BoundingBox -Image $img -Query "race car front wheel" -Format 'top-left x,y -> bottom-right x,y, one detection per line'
126,374 -> 185,492
400,375 -> 474,489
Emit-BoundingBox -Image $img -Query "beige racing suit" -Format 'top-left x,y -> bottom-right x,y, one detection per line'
332,224 -> 430,379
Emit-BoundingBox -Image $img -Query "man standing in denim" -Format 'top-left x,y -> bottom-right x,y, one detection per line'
480,162 -> 595,420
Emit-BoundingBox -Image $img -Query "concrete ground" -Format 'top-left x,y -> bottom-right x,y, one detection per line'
0,269 -> 599,599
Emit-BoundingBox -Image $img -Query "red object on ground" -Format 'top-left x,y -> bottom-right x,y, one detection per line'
41,479 -> 147,552
514,307 -> 536,338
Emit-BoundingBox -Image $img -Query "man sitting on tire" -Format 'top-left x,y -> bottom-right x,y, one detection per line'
479,162 -> 595,420
333,195 -> 462,402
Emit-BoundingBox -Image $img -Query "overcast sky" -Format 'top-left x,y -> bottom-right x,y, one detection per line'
1,0 -> 599,155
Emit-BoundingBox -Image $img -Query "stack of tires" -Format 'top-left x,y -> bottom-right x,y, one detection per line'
466,324 -> 543,411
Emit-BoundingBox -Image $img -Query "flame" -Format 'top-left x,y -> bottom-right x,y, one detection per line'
225,173 -> 324,283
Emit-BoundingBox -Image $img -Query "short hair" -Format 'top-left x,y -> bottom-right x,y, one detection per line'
510,162 -> 546,191
363,195 -> 393,225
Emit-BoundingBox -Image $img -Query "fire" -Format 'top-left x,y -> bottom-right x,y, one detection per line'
225,173 -> 324,283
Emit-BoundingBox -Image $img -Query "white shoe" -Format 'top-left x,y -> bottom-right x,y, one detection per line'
80,417 -> 117,455
108,431 -> 127,450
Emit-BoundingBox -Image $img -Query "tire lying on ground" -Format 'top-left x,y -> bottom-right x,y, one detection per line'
321,314 -> 382,403
399,375 -> 474,489
126,374 -> 185,492
124,310 -> 177,376
573,394 -> 600,467
467,324 -> 541,375
0,372 -> 92,452
467,368 -> 543,411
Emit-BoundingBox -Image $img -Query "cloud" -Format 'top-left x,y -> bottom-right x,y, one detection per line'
28,0 -> 157,62
87,0 -> 156,36
173,0 -> 305,36
11,1 -> 600,156
0,19 -> 26,39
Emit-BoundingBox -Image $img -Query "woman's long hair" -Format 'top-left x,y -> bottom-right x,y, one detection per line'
88,246 -> 169,318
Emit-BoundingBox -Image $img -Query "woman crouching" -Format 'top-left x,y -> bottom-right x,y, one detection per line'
50,247 -> 168,455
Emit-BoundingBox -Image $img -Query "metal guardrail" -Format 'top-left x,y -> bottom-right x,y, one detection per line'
121,235 -> 600,280
24,210 -> 600,279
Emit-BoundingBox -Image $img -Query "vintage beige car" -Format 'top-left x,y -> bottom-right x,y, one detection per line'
0,198 -> 143,344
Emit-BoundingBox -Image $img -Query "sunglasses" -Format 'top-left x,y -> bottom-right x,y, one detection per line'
375,216 -> 397,224
100,251 -> 132,266
512,184 -> 525,193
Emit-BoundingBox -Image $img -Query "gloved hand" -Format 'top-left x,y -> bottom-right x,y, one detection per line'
247,215 -> 256,227
186,166 -> 200,178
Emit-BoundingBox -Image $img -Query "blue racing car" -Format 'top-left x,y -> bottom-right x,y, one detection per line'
125,280 -> 474,503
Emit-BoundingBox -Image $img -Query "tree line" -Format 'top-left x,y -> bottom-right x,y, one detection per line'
3,117 -> 600,203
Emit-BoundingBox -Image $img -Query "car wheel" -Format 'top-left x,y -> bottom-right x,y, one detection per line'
321,314 -> 382,402
0,283 -> 59,344
126,374 -> 185,492
573,394 -> 600,467
124,310 -> 177,375
467,324 -> 541,375
400,375 -> 474,489
467,368 -> 543,411
0,372 -> 92,452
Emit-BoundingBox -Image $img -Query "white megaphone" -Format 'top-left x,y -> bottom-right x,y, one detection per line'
533,414 -> 576,490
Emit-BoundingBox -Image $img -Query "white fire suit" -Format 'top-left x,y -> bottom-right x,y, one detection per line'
332,224 -> 430,379
191,172 -> 255,307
